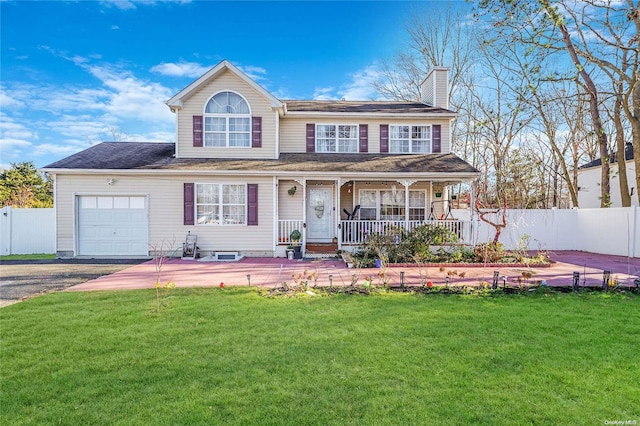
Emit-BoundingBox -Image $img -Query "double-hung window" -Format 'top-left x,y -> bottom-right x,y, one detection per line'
389,125 -> 431,153
316,124 -> 358,152
204,92 -> 251,147
358,189 -> 427,221
196,183 -> 246,225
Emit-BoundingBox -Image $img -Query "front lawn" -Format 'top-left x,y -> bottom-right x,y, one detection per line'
0,253 -> 55,261
1,288 -> 638,424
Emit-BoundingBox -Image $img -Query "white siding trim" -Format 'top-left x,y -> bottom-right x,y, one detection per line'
274,110 -> 280,159
166,60 -> 282,109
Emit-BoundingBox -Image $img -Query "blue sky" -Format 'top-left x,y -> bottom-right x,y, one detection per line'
1,0 -> 468,169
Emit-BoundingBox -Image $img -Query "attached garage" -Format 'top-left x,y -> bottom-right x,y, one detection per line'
77,195 -> 149,256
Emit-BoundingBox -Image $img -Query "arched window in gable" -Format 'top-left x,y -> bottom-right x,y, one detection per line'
204,91 -> 251,147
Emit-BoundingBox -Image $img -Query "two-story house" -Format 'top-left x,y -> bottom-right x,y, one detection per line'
43,60 -> 479,259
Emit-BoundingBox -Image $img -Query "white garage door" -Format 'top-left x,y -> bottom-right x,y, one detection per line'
78,196 -> 148,256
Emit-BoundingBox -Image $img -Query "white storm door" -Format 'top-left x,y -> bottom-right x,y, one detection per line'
306,188 -> 333,242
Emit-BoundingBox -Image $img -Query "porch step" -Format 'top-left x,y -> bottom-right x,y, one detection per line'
305,243 -> 338,258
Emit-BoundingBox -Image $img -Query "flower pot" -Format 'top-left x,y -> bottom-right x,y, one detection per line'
286,250 -> 294,260
293,245 -> 302,260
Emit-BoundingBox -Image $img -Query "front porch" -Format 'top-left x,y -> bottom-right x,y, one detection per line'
275,178 -> 472,257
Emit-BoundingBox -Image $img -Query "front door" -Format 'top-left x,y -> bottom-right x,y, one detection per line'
306,187 -> 333,242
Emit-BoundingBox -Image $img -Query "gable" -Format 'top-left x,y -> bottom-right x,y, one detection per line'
166,60 -> 282,111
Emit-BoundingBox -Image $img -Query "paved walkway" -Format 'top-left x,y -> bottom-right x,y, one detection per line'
68,251 -> 640,292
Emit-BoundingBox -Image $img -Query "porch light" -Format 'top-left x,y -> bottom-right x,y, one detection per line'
247,274 -> 251,287
502,276 -> 507,288
328,274 -> 333,288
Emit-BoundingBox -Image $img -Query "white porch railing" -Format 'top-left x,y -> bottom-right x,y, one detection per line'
278,219 -> 304,245
340,220 -> 470,245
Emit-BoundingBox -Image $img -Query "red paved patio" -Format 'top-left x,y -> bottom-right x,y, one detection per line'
68,251 -> 640,292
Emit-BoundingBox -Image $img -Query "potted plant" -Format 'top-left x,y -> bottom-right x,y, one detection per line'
290,229 -> 302,259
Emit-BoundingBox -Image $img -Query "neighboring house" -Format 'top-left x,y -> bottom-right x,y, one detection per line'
43,60 -> 479,258
578,143 -> 638,208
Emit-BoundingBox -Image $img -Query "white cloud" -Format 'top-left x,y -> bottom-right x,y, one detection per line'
111,25 -> 121,30
0,90 -> 25,109
0,113 -> 35,162
238,65 -> 268,81
150,61 -> 210,78
99,0 -> 192,10
337,64 -> 382,100
312,87 -> 336,100
33,143 -> 85,157
310,64 -> 382,101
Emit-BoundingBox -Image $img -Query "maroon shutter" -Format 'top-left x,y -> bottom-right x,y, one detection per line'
306,123 -> 315,153
247,184 -> 258,226
380,124 -> 389,153
432,124 -> 441,153
184,183 -> 195,225
193,115 -> 203,147
359,124 -> 368,153
251,116 -> 262,148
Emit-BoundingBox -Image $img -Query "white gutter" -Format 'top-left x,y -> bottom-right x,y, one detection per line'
284,111 -> 459,119
40,167 -> 478,180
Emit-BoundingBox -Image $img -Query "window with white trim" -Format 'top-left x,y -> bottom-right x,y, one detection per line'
196,183 -> 246,225
389,125 -> 431,153
358,189 -> 427,220
316,124 -> 358,152
204,92 -> 251,148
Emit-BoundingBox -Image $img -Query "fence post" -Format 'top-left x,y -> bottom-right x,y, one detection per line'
0,206 -> 11,255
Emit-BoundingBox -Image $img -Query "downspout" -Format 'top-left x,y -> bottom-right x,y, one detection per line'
273,176 -> 278,257
336,179 -> 342,250
53,173 -> 57,258
302,179 -> 307,257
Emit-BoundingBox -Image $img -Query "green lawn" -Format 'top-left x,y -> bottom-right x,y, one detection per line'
0,253 -> 55,260
1,288 -> 638,425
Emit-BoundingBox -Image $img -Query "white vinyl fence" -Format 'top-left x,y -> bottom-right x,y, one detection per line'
452,206 -> 640,258
0,207 -> 55,255
1,205 -> 637,257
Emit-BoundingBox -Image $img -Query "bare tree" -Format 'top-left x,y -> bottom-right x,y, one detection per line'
373,5 -> 474,104
476,0 -> 615,206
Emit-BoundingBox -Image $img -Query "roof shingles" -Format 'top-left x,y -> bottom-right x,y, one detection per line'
44,142 -> 478,175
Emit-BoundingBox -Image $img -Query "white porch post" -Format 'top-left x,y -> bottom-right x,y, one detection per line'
470,182 -> 476,245
299,178 -> 307,254
399,180 -> 417,229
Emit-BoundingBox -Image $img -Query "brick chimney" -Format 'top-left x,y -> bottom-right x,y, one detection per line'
420,67 -> 449,109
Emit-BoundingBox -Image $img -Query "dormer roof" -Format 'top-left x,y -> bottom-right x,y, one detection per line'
165,60 -> 283,111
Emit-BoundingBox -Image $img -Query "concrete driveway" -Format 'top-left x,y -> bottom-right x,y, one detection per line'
67,251 -> 640,292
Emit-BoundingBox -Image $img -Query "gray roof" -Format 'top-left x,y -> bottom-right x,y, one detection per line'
579,143 -> 634,169
44,142 -> 175,169
44,142 -> 478,175
283,100 -> 456,114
